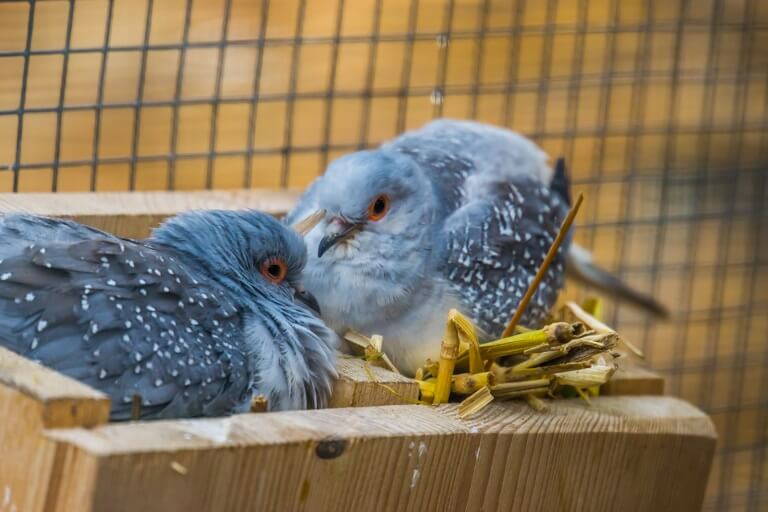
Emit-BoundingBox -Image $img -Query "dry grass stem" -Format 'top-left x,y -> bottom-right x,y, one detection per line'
458,386 -> 494,419
491,387 -> 550,399
513,361 -> 594,377
566,301 -> 645,359
170,461 -> 189,476
491,378 -> 551,393
418,379 -> 436,402
489,362 -> 535,383
525,394 -> 548,411
131,394 -> 142,421
451,372 -> 494,395
343,329 -> 371,351
477,329 -> 551,360
250,395 -> 269,413
343,329 -> 401,374
554,364 -> 616,388
434,309 -> 462,404
292,209 -> 326,236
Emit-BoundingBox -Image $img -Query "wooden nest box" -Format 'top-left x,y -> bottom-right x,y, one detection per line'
0,192 -> 716,512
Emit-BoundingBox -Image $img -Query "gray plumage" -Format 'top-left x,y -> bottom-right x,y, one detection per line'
286,120 -> 569,374
0,211 -> 338,420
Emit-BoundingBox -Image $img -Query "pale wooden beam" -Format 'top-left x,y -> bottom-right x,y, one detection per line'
0,190 -> 302,239
329,358 -> 419,407
0,346 -> 109,429
602,362 -> 665,396
41,397 -> 715,512
0,337 -> 699,512
0,347 -> 110,512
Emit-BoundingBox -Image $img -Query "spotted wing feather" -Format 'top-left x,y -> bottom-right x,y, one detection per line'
0,214 -> 118,259
384,121 -> 569,336
437,177 -> 569,337
0,227 -> 251,420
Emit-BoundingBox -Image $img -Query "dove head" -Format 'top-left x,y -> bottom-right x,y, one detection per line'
297,150 -> 441,332
151,209 -> 338,409
152,210 -> 311,305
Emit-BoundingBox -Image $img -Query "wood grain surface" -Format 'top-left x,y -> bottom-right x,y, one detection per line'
41,397 -> 715,512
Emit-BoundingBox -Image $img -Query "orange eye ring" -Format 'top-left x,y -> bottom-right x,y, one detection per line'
367,194 -> 390,221
260,257 -> 287,284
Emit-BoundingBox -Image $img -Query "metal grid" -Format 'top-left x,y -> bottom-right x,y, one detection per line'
0,0 -> 767,508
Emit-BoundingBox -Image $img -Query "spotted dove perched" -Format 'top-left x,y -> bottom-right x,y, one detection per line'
286,119 -> 665,374
0,210 -> 337,420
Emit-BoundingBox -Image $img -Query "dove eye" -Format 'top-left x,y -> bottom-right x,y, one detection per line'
367,195 -> 390,221
260,257 -> 287,284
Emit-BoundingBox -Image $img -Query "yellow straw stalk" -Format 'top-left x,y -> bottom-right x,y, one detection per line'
433,309 -> 462,404
458,386 -> 494,419
451,372 -> 494,395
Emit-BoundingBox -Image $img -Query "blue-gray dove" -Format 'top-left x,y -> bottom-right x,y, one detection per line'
0,210 -> 337,419
286,119 -> 665,375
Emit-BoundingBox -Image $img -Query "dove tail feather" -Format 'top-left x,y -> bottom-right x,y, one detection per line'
550,157 -> 571,207
566,244 -> 669,318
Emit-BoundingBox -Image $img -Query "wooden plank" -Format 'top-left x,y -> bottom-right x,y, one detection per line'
0,385 -> 61,512
0,190 -> 302,238
330,357 -> 420,408
0,347 -> 110,512
456,397 -> 716,512
42,396 -> 716,512
0,346 -> 110,429
0,349 -> 409,511
602,362 -> 665,396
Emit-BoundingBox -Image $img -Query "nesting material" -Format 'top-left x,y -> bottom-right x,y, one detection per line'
343,330 -> 400,374
458,386 -> 494,419
417,308 -> 620,418
525,393 -> 548,412
564,301 -> 645,359
341,303 -> 622,419
434,310 -> 463,404
291,209 -> 326,235
250,395 -> 269,413
451,372 -> 494,395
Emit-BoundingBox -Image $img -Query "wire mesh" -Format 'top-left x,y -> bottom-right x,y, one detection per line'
0,0 -> 766,508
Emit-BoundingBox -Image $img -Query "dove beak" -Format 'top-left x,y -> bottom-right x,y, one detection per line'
317,218 -> 363,258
